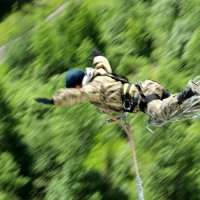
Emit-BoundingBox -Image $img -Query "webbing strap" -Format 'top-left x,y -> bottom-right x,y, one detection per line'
122,83 -> 138,112
96,73 -> 129,84
123,83 -> 129,95
145,94 -> 160,103
129,84 -> 135,94
135,82 -> 161,112
123,83 -> 138,95
123,83 -> 134,95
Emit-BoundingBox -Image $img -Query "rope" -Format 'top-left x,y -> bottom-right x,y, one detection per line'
136,176 -> 144,200
104,114 -> 145,200
119,118 -> 145,200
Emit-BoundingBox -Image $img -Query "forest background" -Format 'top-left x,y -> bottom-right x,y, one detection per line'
0,0 -> 200,199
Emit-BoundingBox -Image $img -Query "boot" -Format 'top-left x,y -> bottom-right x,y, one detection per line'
177,80 -> 200,104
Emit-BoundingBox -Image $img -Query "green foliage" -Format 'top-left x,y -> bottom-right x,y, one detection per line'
183,28 -> 200,72
45,162 -> 128,200
0,152 -> 29,194
144,124 -> 200,200
0,191 -> 20,200
0,0 -> 66,45
6,33 -> 35,74
1,0 -> 200,199
0,0 -> 33,20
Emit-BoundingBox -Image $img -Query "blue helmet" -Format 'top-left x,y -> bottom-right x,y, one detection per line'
65,69 -> 85,88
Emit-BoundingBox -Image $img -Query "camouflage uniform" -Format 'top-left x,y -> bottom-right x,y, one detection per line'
53,56 -> 180,121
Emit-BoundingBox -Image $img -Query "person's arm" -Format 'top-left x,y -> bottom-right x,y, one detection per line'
35,88 -> 88,106
53,88 -> 88,105
92,50 -> 112,73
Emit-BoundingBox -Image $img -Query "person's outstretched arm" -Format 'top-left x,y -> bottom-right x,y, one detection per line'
35,88 -> 88,106
92,50 -> 112,73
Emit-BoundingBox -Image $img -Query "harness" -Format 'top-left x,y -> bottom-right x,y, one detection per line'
122,82 -> 170,112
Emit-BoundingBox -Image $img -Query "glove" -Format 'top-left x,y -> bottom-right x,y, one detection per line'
92,50 -> 102,57
35,97 -> 54,105
88,50 -> 102,62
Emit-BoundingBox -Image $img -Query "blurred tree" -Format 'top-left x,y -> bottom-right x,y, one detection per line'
0,0 -> 33,21
6,33 -> 36,79
145,124 -> 200,200
2,0 -> 200,199
31,0 -> 104,80
182,27 -> 200,74
45,161 -> 128,200
0,83 -> 33,199
0,152 -> 29,199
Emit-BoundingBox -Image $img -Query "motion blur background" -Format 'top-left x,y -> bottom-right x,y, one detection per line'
0,0 -> 200,199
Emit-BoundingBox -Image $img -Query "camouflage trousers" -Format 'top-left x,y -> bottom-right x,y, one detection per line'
146,95 -> 180,121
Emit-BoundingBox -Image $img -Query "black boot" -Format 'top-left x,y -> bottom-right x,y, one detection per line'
177,81 -> 200,104
177,87 -> 194,104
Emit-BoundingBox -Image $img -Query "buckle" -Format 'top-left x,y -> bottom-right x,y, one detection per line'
123,99 -> 132,111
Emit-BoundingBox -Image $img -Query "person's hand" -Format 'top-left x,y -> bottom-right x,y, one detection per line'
88,50 -> 102,62
35,97 -> 54,105
92,50 -> 102,57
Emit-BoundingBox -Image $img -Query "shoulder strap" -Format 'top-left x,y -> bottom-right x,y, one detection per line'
96,72 -> 130,84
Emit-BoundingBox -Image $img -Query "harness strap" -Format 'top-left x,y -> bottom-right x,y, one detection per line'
96,73 -> 129,84
123,83 -> 129,95
135,82 -> 170,112
162,88 -> 171,99
138,94 -> 161,112
144,94 -> 161,103
123,83 -> 134,95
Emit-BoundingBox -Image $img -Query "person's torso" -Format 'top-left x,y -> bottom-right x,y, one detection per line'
83,73 -> 124,114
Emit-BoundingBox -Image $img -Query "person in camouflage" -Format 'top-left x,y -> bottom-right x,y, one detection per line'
35,51 -> 200,121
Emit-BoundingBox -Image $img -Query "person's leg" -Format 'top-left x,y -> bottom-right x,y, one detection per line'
146,81 -> 200,121
146,95 -> 180,121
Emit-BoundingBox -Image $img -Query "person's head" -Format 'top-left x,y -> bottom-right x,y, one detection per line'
65,69 -> 85,88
